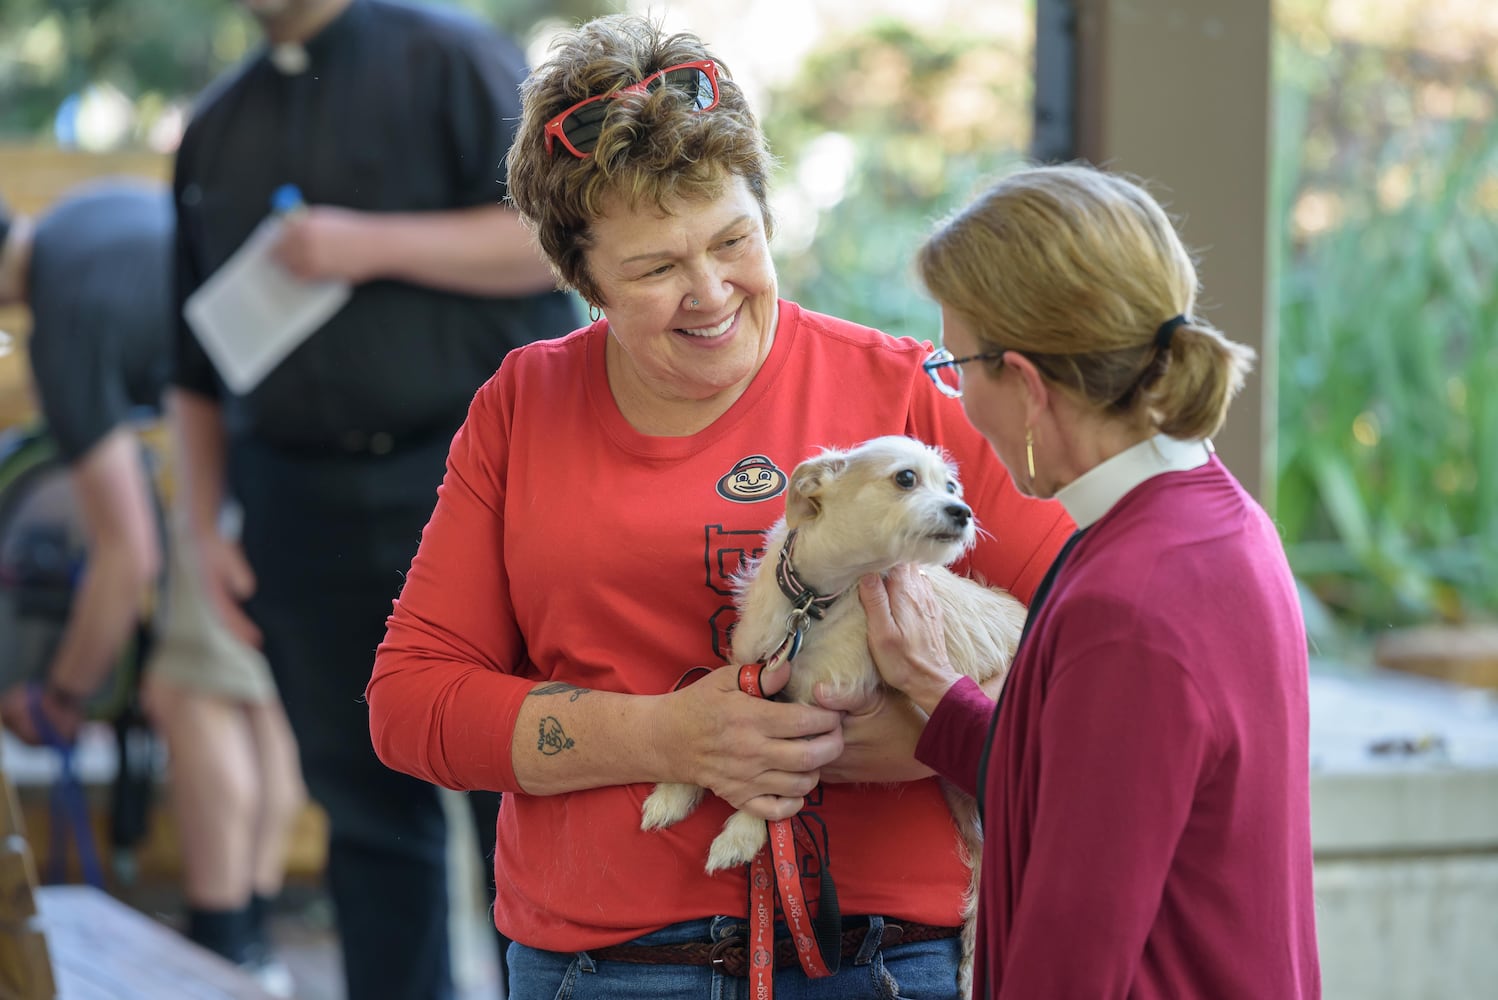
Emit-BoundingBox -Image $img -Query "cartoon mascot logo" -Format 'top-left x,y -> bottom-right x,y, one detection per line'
716,454 -> 787,504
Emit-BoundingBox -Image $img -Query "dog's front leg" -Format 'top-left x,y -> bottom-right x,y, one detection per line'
706,809 -> 769,872
641,781 -> 706,830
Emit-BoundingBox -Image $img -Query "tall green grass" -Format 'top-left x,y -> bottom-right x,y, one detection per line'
1273,49 -> 1498,634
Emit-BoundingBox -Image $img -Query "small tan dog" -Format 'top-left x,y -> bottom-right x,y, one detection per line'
641,434 -> 1025,997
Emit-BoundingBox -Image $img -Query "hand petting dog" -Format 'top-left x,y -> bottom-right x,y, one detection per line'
857,563 -> 968,718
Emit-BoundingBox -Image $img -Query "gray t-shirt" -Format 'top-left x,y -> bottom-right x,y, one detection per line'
26,179 -> 173,461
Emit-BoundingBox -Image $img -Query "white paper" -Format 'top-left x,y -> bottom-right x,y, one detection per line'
183,216 -> 351,394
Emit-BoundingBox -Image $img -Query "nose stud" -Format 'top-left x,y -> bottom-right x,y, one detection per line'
690,298 -> 699,309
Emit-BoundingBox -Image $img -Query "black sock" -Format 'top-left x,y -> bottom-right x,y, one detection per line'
186,904 -> 253,965
248,892 -> 276,955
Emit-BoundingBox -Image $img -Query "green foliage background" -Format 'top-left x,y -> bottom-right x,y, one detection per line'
762,19 -> 1030,343
0,0 -> 610,139
1272,26 -> 1498,638
0,0 -> 249,136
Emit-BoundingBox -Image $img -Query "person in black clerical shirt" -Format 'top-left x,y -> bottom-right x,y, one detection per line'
170,2 -> 578,998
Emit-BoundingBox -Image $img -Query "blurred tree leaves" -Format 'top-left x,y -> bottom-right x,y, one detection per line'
0,0 -> 612,141
0,0 -> 252,137
762,18 -> 1029,342
1273,16 -> 1498,633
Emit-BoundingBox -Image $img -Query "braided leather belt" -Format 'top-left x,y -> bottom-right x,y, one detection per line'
587,921 -> 960,977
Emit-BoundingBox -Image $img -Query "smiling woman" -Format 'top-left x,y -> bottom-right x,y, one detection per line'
586,179 -> 779,433
364,13 -> 1075,1000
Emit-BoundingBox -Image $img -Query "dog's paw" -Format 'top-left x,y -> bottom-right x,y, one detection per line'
706,810 -> 768,872
641,782 -> 704,831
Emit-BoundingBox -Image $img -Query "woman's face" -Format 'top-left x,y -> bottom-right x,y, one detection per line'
941,305 -> 1029,491
586,174 -> 778,410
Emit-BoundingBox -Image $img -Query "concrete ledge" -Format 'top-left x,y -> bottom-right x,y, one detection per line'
1309,664 -> 1498,1000
1313,768 -> 1498,855
1315,855 -> 1498,1000
1310,667 -> 1498,852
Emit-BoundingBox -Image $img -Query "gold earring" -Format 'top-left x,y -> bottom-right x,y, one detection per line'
1025,427 -> 1035,480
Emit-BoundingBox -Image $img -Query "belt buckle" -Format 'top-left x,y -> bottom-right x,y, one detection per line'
710,932 -> 744,974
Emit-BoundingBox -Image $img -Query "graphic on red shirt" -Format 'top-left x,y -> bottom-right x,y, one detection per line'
716,454 -> 788,503
704,523 -> 767,661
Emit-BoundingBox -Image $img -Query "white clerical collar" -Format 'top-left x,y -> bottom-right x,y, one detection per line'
1056,434 -> 1212,530
270,43 -> 310,75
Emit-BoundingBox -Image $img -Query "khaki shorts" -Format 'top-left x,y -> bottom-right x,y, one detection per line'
145,525 -> 277,704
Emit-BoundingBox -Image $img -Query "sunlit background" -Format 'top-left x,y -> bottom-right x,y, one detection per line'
2,0 -> 1493,650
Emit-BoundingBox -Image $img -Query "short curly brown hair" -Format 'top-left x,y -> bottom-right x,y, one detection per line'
506,14 -> 776,308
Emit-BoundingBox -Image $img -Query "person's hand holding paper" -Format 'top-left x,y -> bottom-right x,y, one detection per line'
183,184 -> 352,394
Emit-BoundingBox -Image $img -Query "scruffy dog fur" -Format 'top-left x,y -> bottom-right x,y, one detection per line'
641,435 -> 1026,997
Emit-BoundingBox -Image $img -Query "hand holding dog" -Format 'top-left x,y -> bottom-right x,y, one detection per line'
811,682 -> 938,783
859,564 -> 966,717
664,661 -> 844,822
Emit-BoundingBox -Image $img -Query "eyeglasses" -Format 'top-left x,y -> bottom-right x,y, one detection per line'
922,347 -> 1006,398
544,59 -> 721,159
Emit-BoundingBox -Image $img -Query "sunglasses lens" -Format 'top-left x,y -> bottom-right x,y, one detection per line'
657,67 -> 715,109
559,100 -> 610,156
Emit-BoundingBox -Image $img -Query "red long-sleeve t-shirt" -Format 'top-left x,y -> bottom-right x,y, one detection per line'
367,301 -> 1074,950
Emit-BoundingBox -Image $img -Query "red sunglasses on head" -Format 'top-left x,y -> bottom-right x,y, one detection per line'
543,59 -> 721,159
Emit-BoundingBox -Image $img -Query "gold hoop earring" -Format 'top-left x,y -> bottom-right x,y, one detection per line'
588,303 -> 602,323
1025,427 -> 1036,481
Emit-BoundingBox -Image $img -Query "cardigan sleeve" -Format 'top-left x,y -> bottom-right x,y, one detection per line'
913,676 -> 996,795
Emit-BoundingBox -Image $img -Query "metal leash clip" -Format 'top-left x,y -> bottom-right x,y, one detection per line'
782,602 -> 816,662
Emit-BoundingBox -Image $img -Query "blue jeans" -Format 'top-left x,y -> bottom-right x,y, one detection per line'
507,916 -> 962,1000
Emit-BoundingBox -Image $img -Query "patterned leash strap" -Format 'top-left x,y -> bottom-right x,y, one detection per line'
738,659 -> 841,997
26,683 -> 106,889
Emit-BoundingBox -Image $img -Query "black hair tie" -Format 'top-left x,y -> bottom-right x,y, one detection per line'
1154,315 -> 1188,352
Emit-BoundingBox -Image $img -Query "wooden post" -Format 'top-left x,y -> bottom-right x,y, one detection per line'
1,731 -> 60,1000
1065,0 -> 1275,502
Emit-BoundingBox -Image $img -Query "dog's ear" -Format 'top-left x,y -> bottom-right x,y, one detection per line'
785,450 -> 847,528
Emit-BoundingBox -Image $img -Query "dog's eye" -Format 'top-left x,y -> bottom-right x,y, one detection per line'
946,480 -> 959,495
894,469 -> 918,489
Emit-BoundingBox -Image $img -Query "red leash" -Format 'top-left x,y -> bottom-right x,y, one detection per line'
738,657 -> 840,996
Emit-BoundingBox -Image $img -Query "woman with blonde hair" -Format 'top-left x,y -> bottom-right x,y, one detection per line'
367,13 -> 1072,1000
860,163 -> 1321,998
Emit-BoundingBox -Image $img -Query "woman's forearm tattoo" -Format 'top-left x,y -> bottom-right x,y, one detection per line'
537,716 -> 575,755
530,682 -> 586,755
531,681 -> 589,702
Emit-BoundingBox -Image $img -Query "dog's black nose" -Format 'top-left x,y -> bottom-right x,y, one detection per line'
945,503 -> 972,526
